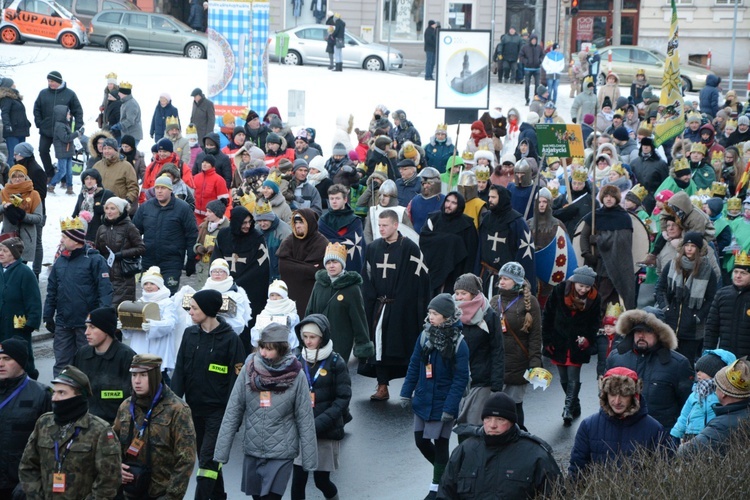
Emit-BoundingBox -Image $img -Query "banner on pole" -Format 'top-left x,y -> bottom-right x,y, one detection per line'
654,0 -> 684,147
535,124 -> 585,158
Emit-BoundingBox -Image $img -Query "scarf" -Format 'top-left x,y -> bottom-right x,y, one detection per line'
458,293 -> 489,332
261,297 -> 298,316
1,179 -> 41,214
471,128 -> 488,147
80,186 -> 99,214
507,116 -> 519,136
421,316 -> 462,362
693,378 -> 716,403
564,282 -> 598,312
52,395 -> 89,425
141,287 -> 171,303
208,216 -> 226,234
302,340 -> 334,364
601,111 -> 614,121
668,256 -> 712,309
247,353 -> 301,392
202,276 -> 235,293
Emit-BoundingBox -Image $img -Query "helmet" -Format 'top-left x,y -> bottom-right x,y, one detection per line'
514,159 -> 533,187
418,167 -> 441,179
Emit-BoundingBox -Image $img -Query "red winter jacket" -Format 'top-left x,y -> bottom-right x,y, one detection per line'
193,167 -> 229,225
140,153 -> 195,204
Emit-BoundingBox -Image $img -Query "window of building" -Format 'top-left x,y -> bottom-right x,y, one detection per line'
670,0 -> 695,5
447,2 -> 473,30
381,0 -> 425,42
714,0 -> 743,5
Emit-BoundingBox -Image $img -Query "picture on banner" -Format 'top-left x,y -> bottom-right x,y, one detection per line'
535,124 -> 585,158
435,30 -> 491,109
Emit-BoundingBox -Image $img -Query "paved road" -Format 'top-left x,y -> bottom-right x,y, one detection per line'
31,340 -> 597,498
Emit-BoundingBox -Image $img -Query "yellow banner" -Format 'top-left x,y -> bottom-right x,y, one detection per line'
654,0 -> 685,147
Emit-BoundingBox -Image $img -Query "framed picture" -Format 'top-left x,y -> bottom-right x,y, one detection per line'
435,29 -> 491,110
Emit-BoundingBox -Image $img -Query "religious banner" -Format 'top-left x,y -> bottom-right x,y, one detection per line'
207,0 -> 269,118
435,30 -> 491,109
535,226 -> 577,285
535,124 -> 585,158
653,0 -> 684,147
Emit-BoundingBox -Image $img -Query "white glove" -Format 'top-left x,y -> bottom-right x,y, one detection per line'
141,321 -> 151,332
116,319 -> 123,330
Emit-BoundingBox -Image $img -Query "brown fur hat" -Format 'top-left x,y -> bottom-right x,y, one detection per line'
599,183 -> 621,203
599,367 -> 643,418
615,309 -> 678,350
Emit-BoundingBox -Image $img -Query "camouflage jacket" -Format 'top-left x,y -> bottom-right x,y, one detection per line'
19,411 -> 121,499
113,385 -> 196,500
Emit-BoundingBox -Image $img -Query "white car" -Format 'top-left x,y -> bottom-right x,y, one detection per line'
269,24 -> 403,71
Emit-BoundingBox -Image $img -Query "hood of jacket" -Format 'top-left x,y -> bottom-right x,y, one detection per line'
230,205 -> 254,235
294,312 -> 332,347
606,72 -> 620,84
88,129 -> 114,157
706,74 -> 720,88
53,104 -> 69,123
699,122 -> 716,141
313,268 -> 362,290
615,309 -> 678,350
668,191 -> 694,217
0,87 -> 21,100
293,208 -> 319,239
203,132 -> 222,150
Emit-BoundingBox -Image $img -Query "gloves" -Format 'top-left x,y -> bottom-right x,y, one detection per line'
441,412 -> 454,423
582,252 -> 597,268
141,321 -> 151,332
400,397 -> 412,410
588,234 -> 598,245
195,244 -> 207,255
571,117 -> 577,124
117,319 -> 123,330
185,258 -> 197,277
577,337 -> 590,350
44,318 -> 55,333
110,123 -> 121,131
4,205 -> 26,226
114,252 -> 123,261
544,345 -> 555,356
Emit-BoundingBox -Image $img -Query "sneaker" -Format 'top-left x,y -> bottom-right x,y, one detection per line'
66,186 -> 75,195
47,185 -> 55,193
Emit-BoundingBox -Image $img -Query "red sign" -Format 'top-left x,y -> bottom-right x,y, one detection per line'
576,17 -> 594,41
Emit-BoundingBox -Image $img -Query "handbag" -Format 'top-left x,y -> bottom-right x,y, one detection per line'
0,232 -> 19,243
335,38 -> 345,49
122,418 -> 152,497
120,256 -> 143,278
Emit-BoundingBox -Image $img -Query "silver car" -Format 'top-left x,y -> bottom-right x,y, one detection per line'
89,9 -> 206,58
269,24 -> 403,71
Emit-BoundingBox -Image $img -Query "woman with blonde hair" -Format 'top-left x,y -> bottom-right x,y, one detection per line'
0,164 -> 42,263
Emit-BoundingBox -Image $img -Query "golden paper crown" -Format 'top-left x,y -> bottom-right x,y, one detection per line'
461,150 -> 475,161
687,111 -> 702,122
356,162 -> 369,174
542,168 -> 556,180
630,184 -> 648,202
254,200 -> 272,216
583,76 -> 594,86
105,72 -> 117,79
711,150 -> 725,162
611,163 -> 626,176
727,197 -> 742,210
166,116 -> 180,128
186,123 -> 198,135
635,68 -> 646,76
711,182 -> 728,197
13,315 -> 27,329
436,123 -> 448,132
324,242 -> 348,263
673,158 -> 690,174
547,156 -> 560,166
374,162 -> 389,176
604,302 -> 624,319
736,251 -> 750,267
696,188 -> 711,198
474,164 -> 490,181
570,156 -> 585,166
240,192 -> 256,212
572,167 -> 588,182
119,81 -> 133,90
614,108 -> 627,117
402,142 -> 418,159
690,195 -> 704,209
60,216 -> 84,231
726,119 -> 738,129
266,170 -> 282,186
690,143 -> 707,155
521,28 -> 529,35
724,359 -> 750,392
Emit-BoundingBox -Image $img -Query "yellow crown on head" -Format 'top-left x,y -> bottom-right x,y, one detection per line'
166,116 -> 180,127
711,150 -> 725,163
724,359 -> 750,391
635,68 -> 646,76
610,163 -> 626,176
325,242 -> 348,263
374,162 -> 389,176
547,156 -> 560,166
240,191 -> 256,212
356,162 -> 369,174
521,28 -> 529,35
711,182 -> 728,197
266,170 -> 282,186
105,72 -> 117,79
736,251 -> 750,267
726,119 -> 738,129
119,81 -> 133,90
630,184 -> 648,202
60,216 -> 84,231
572,167 -> 588,182
604,302 -> 624,319
570,156 -> 585,166
695,188 -> 711,198
673,158 -> 690,174
690,143 -> 707,155
13,315 -> 27,329
186,123 -> 198,135
436,123 -> 448,132
614,108 -> 627,117
474,164 -> 490,181
687,111 -> 702,122
254,200 -> 272,216
461,150 -> 475,161
727,197 -> 742,211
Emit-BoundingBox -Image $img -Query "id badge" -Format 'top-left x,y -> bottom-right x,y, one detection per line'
425,364 -> 433,379
310,392 -> 315,408
260,391 -> 271,408
52,473 -> 66,493
127,437 -> 144,456
502,319 -> 507,333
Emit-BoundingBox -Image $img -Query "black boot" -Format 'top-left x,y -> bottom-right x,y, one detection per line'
562,382 -> 575,427
335,62 -> 343,72
570,382 -> 582,419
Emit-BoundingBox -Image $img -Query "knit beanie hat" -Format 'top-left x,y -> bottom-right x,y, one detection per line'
332,143 -> 348,156
192,289 -> 223,317
47,71 -> 63,84
201,155 -> 216,167
154,175 -> 173,190
260,323 -> 290,343
0,336 -> 29,369
103,137 -> 119,150
428,293 -> 457,319
293,159 -> 308,172
706,198 -> 724,217
157,138 -> 173,152
0,236 -> 24,260
268,279 -> 289,299
453,273 -> 482,296
262,178 -> 280,194
569,265 -> 596,286
104,197 -> 128,215
526,112 -> 539,125
602,96 -> 613,109
583,114 -> 595,125
738,115 -> 750,127
695,352 -> 729,378
499,262 -> 525,286
85,307 -> 118,337
481,392 -> 517,423
141,266 -> 164,289
714,359 -> 750,398
209,258 -> 230,275
61,213 -> 89,245
682,231 -> 703,249
206,199 -> 226,217
13,142 -> 34,158
612,126 -> 630,142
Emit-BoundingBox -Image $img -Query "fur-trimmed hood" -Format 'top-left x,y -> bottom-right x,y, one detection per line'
0,87 -> 22,100
337,114 -> 354,134
87,129 -> 114,157
615,309 -> 678,350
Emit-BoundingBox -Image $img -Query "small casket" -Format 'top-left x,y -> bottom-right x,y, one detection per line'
181,293 -> 237,316
118,301 -> 161,330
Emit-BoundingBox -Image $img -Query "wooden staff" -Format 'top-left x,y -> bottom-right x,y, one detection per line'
449,121 -> 462,190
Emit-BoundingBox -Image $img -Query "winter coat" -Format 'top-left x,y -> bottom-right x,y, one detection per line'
552,185 -> 594,236
73,340 -> 136,423
33,82 -> 83,137
517,122 -> 538,153
542,50 -> 565,77
679,398 -> 750,454
542,283 -> 601,365
630,150 -> 669,204
461,304 -> 504,391
0,375 -> 50,491
400,330 -> 470,421
52,104 -> 77,159
699,74 -> 721,118
518,40 -> 543,69
150,100 -> 179,140
606,309 -> 694,430
396,174 -> 421,207
93,156 -> 139,204
390,121 -> 421,150
265,192 -> 293,224
490,289 -> 542,386
597,74 -> 622,109
73,186 -> 114,241
213,353 -> 317,470
193,133 -> 233,187
86,130 -> 113,168
187,0 -> 204,30
260,215 -> 291,281
704,283 -> 750,358
118,94 -> 143,141
296,350 -> 351,441
244,122 -> 270,152
569,401 -> 668,476
193,167 -> 229,222
133,194 -> 198,273
497,32 -> 522,62
0,189 -> 42,262
95,212 -> 145,305
425,135 -> 454,173
438,425 -> 561,499
424,24 -> 437,53
190,94 -> 215,142
43,245 -> 113,328
305,270 -> 373,363
655,258 -> 717,341
0,259 -> 42,344
0,86 -> 31,138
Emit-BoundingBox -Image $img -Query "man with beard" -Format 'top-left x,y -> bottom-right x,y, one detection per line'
140,138 -> 195,204
478,185 -> 536,296
254,201 -> 292,282
528,188 -> 566,307
365,135 -> 397,182
277,209 -> 330,318
93,138 -> 139,208
420,191 -> 479,296
552,167 -> 595,236
606,309 -> 693,429
166,117 -> 191,165
579,184 -> 635,310
192,132 -> 232,188
318,184 -> 366,273
212,206 -> 270,352
490,153 -> 516,188
362,210 -> 430,401
407,168 -> 443,232
457,171 -> 487,229
629,137 -> 668,214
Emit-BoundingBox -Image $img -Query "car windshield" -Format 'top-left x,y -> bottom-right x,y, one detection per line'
51,0 -> 74,17
278,26 -> 369,45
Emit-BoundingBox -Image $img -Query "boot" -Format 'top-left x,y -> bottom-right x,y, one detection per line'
562,382 -> 576,426
328,55 -> 334,69
66,186 -> 75,195
47,185 -> 55,194
570,382 -> 582,419
335,62 -> 343,72
370,384 -> 389,401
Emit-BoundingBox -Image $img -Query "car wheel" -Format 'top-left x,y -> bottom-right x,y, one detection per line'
107,36 -> 128,53
0,26 -> 21,44
59,32 -> 80,49
284,50 -> 301,66
185,42 -> 205,59
681,76 -> 692,93
364,56 -> 384,71
596,73 -> 606,87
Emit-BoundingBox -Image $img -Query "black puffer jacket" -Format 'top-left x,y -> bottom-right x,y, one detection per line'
542,283 -> 601,365
461,303 -> 504,391
95,212 -> 146,305
704,284 -> 750,358
73,169 -> 114,241
518,37 -> 544,69
0,375 -> 51,491
295,314 -> 352,441
0,86 -> 31,138
32,82 -> 83,136
680,398 -> 750,454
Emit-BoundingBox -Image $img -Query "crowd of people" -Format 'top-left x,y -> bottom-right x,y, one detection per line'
1,64 -> 750,499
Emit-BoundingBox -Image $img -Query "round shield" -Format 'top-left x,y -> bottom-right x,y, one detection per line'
572,212 -> 650,273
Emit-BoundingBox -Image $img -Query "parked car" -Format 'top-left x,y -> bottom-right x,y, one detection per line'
269,24 -> 403,71
1,0 -> 88,48
55,0 -> 139,27
89,9 -> 206,58
582,45 -> 713,92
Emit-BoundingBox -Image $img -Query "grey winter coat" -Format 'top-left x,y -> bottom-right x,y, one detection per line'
0,196 -> 42,262
118,94 -> 143,141
679,399 -> 750,455
214,354 -> 318,471
571,88 -> 597,123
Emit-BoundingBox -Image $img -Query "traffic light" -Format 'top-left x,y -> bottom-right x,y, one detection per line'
571,0 -> 579,15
